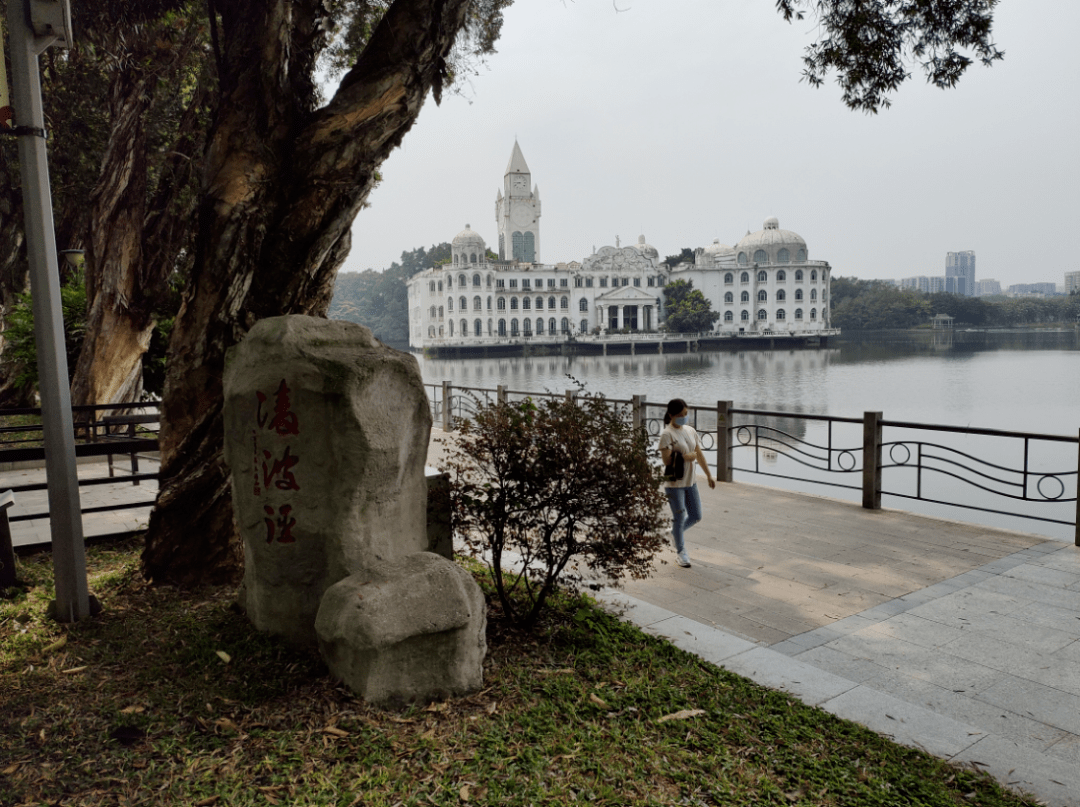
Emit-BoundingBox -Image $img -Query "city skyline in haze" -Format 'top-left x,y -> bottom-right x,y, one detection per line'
338,0 -> 1080,289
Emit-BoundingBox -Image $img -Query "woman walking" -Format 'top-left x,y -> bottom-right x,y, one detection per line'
658,398 -> 715,567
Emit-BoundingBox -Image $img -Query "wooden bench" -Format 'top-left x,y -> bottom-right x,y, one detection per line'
99,413 -> 159,485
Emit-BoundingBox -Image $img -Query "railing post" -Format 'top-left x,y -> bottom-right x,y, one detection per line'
1075,430 -> 1079,547
0,489 -> 16,588
863,411 -> 882,510
716,401 -> 733,482
632,394 -> 646,433
496,384 -> 507,405
565,389 -> 578,404
441,381 -> 452,432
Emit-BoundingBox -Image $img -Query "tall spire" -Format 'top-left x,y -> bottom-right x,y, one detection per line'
505,140 -> 530,175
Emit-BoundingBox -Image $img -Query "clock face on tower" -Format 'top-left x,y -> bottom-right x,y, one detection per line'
511,175 -> 528,193
511,202 -> 532,227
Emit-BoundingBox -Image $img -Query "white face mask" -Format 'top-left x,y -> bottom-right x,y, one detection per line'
674,415 -> 688,426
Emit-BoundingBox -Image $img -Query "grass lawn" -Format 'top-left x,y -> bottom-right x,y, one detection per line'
1,538 -> 1040,806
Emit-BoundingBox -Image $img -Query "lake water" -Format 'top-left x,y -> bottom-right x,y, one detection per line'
416,330 -> 1080,541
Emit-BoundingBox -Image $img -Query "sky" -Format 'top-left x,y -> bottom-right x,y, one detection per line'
339,0 -> 1080,288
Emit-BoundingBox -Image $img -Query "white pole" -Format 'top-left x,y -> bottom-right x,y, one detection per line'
6,0 -> 88,621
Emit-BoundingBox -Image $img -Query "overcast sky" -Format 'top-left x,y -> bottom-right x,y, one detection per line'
339,0 -> 1080,288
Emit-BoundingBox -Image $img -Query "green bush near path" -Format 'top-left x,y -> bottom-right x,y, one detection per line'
1,539 -> 1039,806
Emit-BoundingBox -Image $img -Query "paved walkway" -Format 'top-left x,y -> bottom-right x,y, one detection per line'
5,437 -> 1080,804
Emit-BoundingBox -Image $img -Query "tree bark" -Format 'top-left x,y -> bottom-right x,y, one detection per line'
143,0 -> 473,584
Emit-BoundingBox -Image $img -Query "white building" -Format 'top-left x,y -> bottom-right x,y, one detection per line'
406,144 -> 833,349
1065,271 -> 1080,295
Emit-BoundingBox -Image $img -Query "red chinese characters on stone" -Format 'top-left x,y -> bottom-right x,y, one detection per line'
256,379 -> 300,436
253,379 -> 303,544
263,505 -> 296,544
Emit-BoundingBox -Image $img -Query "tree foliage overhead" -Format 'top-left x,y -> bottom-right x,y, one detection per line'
777,0 -> 1005,112
663,279 -> 720,333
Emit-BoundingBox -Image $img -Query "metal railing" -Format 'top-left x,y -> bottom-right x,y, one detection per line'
426,383 -> 1080,544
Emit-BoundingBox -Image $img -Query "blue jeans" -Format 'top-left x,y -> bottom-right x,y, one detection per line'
665,483 -> 702,555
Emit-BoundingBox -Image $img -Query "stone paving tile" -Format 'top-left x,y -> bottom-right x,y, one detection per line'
1003,563 -> 1080,589
790,645 -> 888,683
1052,640 -> 1080,665
1044,732 -> 1080,766
737,608 -> 821,638
901,587 -> 1030,627
950,734 -> 1080,807
720,647 -> 857,707
975,675 -> 1080,736
860,668 -> 1067,751
862,612 -> 970,649
975,575 -> 1080,610
1007,599 -> 1080,635
820,686 -> 982,759
640,614 -> 757,665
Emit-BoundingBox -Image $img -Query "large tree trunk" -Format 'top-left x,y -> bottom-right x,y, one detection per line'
143,0 -> 472,585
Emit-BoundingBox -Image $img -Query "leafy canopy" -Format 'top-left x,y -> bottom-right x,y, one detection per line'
663,279 -> 721,333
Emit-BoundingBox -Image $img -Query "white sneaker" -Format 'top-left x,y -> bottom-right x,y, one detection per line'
677,552 -> 691,568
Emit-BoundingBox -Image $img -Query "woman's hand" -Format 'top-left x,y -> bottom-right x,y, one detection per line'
707,477 -> 716,489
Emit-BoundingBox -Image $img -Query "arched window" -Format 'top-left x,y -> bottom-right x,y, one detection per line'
758,290 -> 768,302
724,273 -> 733,284
724,311 -> 733,322
429,280 -> 435,292
438,326 -> 443,337
810,308 -> 817,321
562,317 -> 570,334
523,297 -> 531,310
778,249 -> 790,263
523,319 -> 532,336
795,270 -> 803,281
796,249 -> 806,262
741,291 -> 750,303
549,317 -> 556,334
738,252 -> 747,265
561,296 -> 569,310
437,281 -> 443,291
537,318 -> 545,335
461,318 -> 467,336
498,319 -> 506,336
580,319 -> 588,333
549,296 -> 556,310
777,270 -> 786,282
472,273 -> 480,286
510,297 -> 518,310
473,296 -> 482,311
452,254 -> 459,266
487,319 -> 493,336
810,270 -> 818,281
511,318 -> 519,336
449,320 -> 454,336
724,292 -> 733,303
776,309 -> 786,321
428,326 -> 435,338
757,309 -> 768,321
754,250 -> 768,263
458,274 -> 466,286
448,298 -> 454,312
497,297 -> 506,310
740,272 -> 749,283
810,289 -> 817,301
795,289 -> 803,301
757,270 -> 767,282
438,306 -> 443,318
535,296 -> 543,310
487,296 -> 493,310
776,289 -> 786,302
740,310 -> 749,321
429,305 -> 436,319
523,232 -> 536,262
459,296 -> 466,311
579,298 -> 588,312
795,308 -> 803,320
486,274 -> 492,288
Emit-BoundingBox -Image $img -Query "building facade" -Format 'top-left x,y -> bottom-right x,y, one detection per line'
1065,271 -> 1080,295
946,250 -> 976,296
406,144 -> 833,349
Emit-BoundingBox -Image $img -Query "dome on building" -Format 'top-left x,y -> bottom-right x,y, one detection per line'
452,224 -> 486,250
703,238 -> 734,256
734,217 -> 808,264
634,234 -> 659,260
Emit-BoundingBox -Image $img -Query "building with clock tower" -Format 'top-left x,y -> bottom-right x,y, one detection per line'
496,141 -> 541,262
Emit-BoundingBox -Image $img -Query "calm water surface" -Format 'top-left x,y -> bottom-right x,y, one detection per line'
416,330 -> 1080,540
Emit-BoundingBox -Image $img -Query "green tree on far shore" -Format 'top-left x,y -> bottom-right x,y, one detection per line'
663,279 -> 720,333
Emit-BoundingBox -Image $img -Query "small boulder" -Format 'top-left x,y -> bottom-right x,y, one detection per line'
315,552 -> 486,704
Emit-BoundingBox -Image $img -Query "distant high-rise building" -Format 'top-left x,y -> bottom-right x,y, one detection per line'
946,251 -> 976,296
900,276 -> 931,293
1066,270 -> 1080,295
929,276 -> 946,293
1007,282 -> 1057,296
975,279 -> 1001,296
